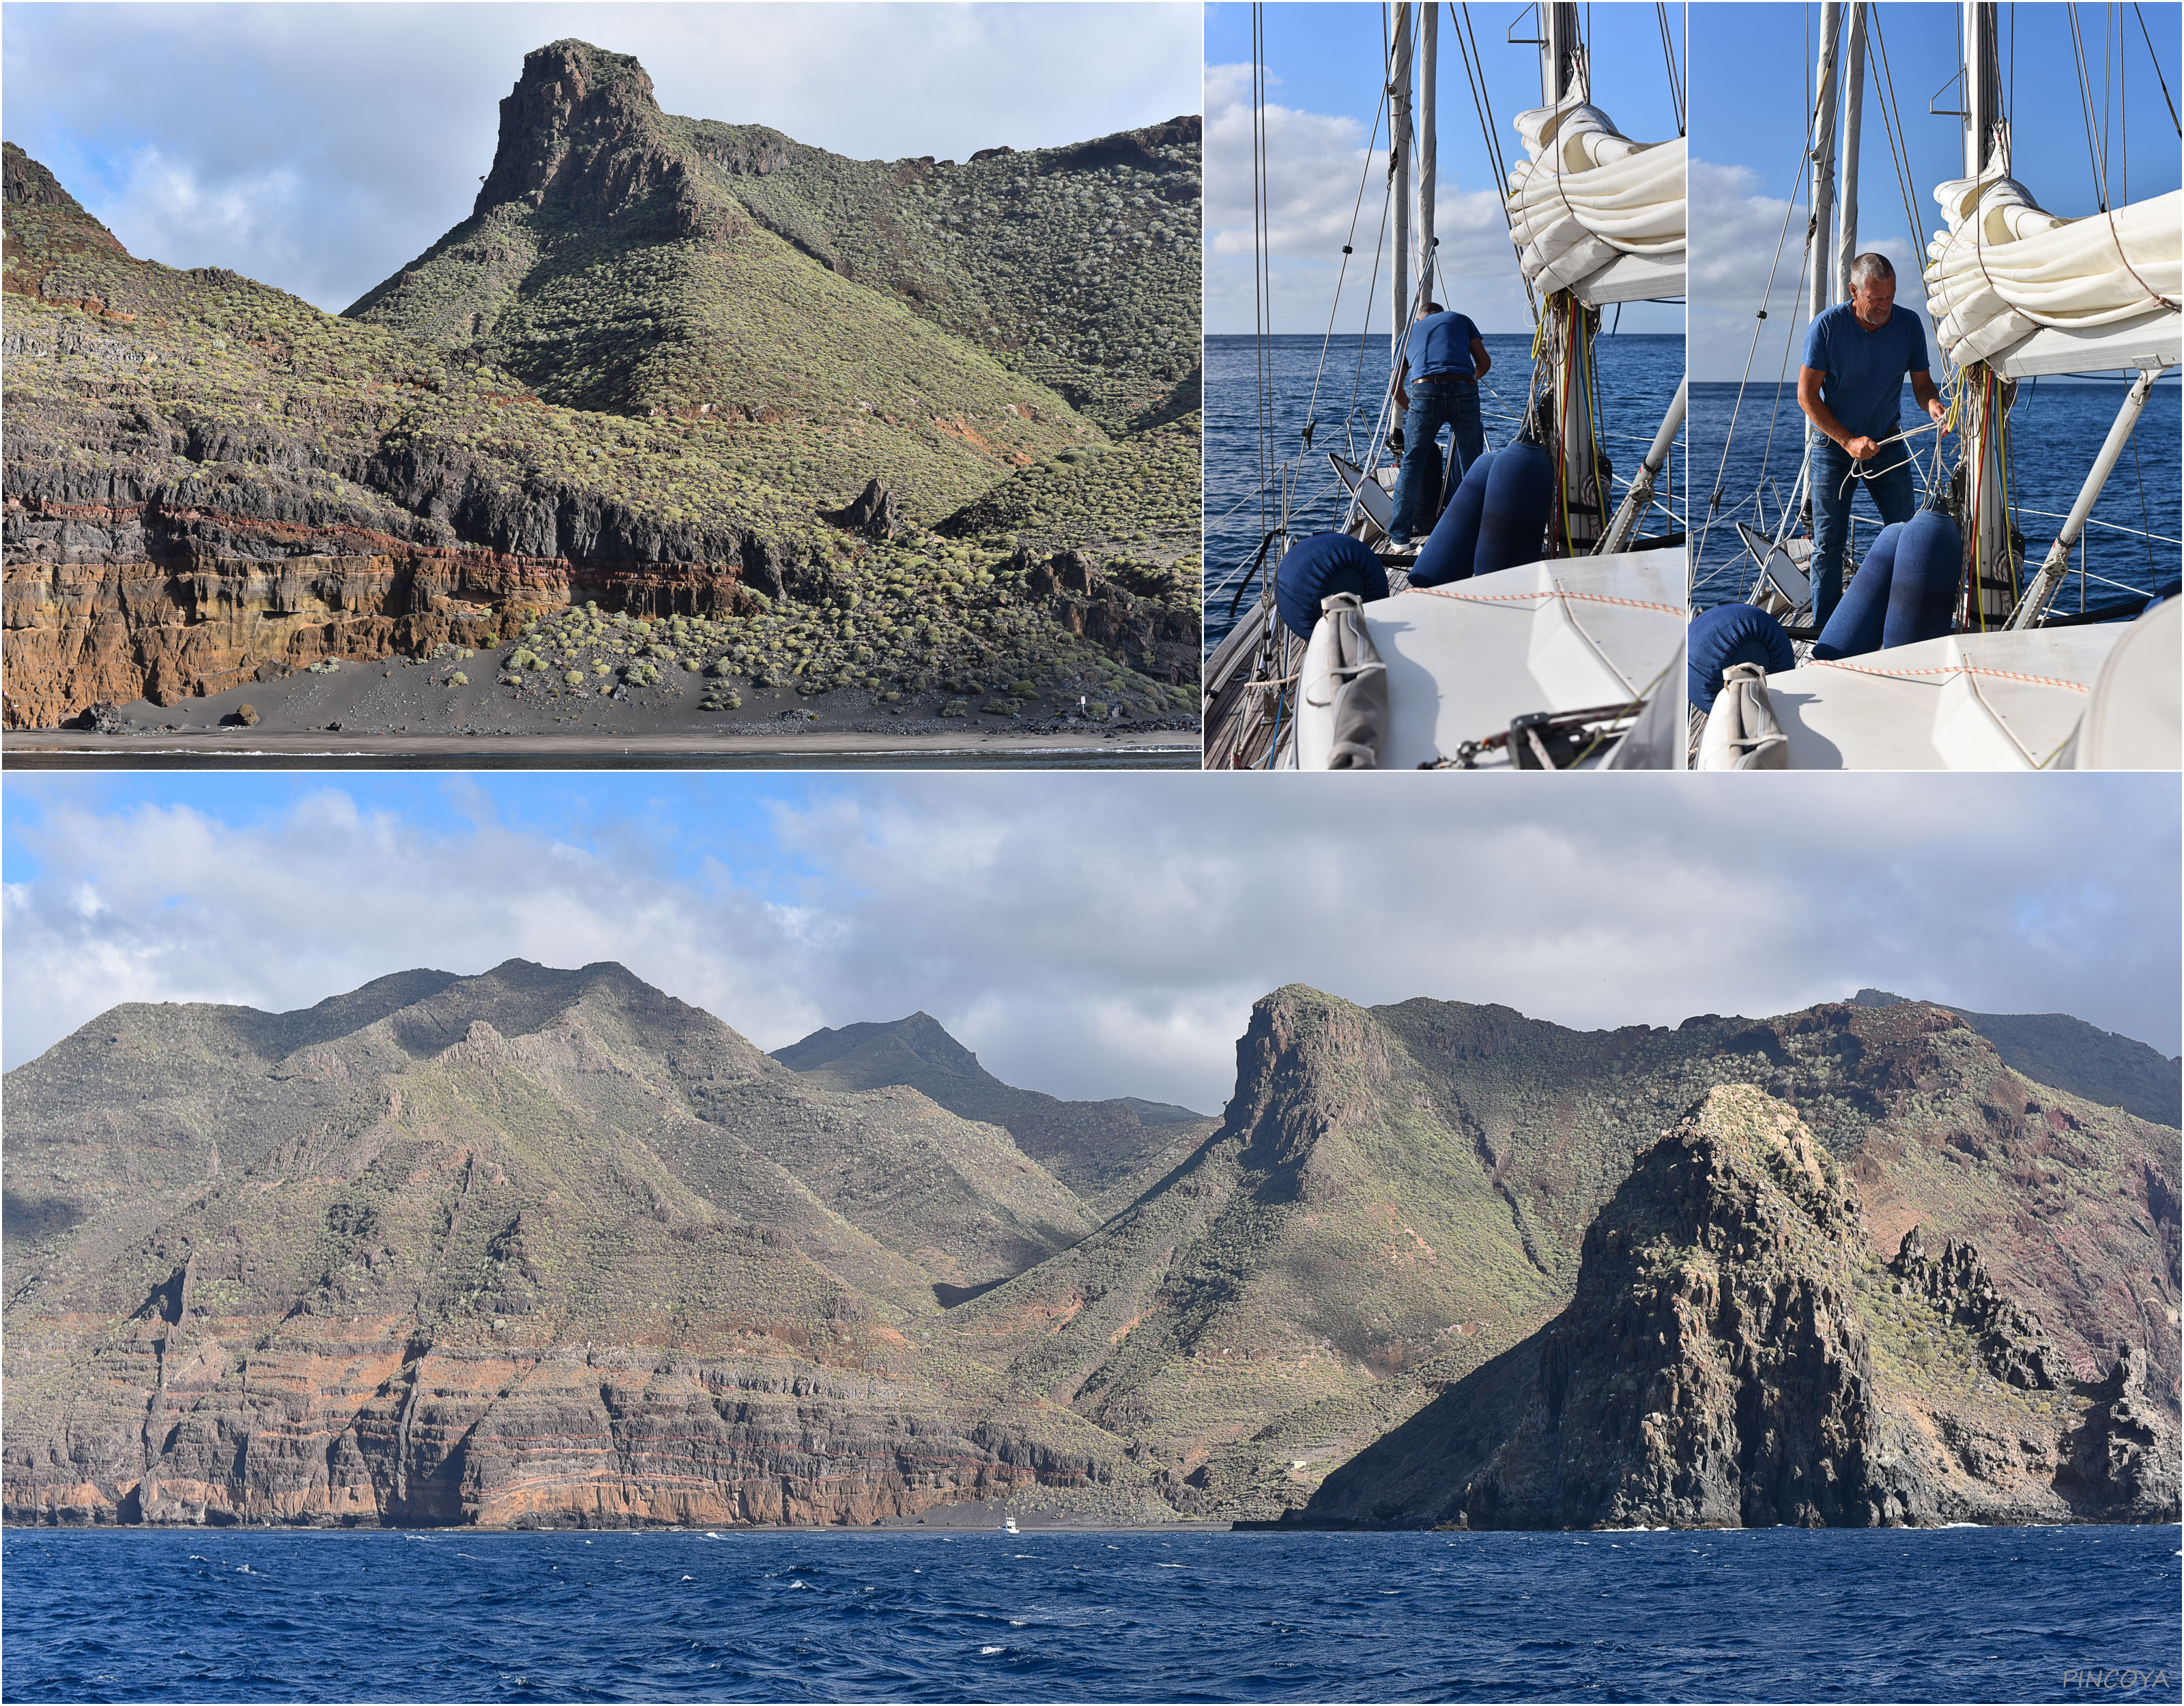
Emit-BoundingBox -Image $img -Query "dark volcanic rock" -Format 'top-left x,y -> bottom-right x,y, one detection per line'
822,479 -> 902,541
1293,1086 -> 2173,1531
1849,987 -> 2180,1127
1887,1226 -> 2067,1390
1303,1088 -> 1888,1529
2070,1347 -> 2183,1521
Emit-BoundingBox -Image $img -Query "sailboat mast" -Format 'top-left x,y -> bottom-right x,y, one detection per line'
1419,3 -> 1437,315
1538,3 -> 1603,555
1785,4 -> 1843,566
1835,4 -> 1867,302
1391,4 -> 1413,384
1957,0 -> 2017,628
1810,2 -> 1841,324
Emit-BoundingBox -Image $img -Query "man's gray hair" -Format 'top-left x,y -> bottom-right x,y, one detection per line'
1848,252 -> 1896,288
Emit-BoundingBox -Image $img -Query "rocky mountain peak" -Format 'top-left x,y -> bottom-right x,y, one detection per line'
5,143 -> 87,214
775,1012 -> 984,1082
2,143 -> 129,269
472,40 -> 678,220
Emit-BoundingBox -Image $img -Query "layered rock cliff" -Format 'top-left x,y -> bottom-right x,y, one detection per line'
7,974 -> 2173,1530
3,962 -> 1112,1527
2,41 -> 1201,727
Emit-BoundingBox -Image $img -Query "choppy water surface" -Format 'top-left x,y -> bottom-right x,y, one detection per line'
1690,379 -> 2183,615
1206,334 -> 1687,654
5,1526 -> 2177,1703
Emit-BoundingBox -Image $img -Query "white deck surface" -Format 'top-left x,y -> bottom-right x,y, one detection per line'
1295,552 -> 1686,768
1767,628 -> 2124,769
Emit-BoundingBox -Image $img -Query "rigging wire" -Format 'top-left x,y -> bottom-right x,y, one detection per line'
1452,2 -> 1539,324
1656,3 -> 1686,136
2133,2 -> 2181,134
1867,15 -> 1937,307
1301,85 -> 1392,462
2067,7 -> 2110,211
1251,3 -> 1273,566
1692,20 -> 1824,580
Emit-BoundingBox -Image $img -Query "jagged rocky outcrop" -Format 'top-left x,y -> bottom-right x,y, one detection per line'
1292,1087 -> 2177,1530
822,479 -> 902,541
1886,1225 -> 2067,1391
2069,1347 -> 2182,1522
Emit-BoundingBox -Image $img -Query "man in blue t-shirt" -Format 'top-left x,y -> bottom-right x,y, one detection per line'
1796,252 -> 1946,624
1388,302 -> 1492,545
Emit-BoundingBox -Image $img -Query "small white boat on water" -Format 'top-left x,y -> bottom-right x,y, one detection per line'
1003,1515 -> 1020,1535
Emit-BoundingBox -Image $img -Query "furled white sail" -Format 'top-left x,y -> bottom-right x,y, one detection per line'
1923,171 -> 2181,368
1506,78 -> 1686,304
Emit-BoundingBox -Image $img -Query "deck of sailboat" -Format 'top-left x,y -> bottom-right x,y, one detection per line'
1762,625 -> 2123,769
1290,551 -> 1687,770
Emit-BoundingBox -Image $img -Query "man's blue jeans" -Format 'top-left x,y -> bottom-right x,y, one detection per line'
1390,379 -> 1486,542
1810,426 -> 1916,625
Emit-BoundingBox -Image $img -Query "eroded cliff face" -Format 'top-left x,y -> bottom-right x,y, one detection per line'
3,31 -> 1202,727
3,962 -> 1111,1527
1,146 -> 796,727
8,975 -> 2174,1531
1295,1087 -> 2179,1531
12,1327 -> 1091,1530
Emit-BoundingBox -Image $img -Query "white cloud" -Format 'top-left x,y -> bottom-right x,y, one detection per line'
1205,60 -> 1527,335
1690,156 -> 1940,382
8,778 -> 2172,1118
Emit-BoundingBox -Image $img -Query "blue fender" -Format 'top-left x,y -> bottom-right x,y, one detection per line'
1688,603 -> 1794,713
1883,505 -> 1963,649
1813,523 -> 1903,660
1410,452 -> 1497,588
1274,532 -> 1389,641
1471,442 -> 1554,578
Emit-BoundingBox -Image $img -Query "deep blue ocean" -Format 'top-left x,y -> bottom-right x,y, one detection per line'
1689,379 -> 2183,616
1206,333 -> 1688,656
4,1527 -> 2178,1703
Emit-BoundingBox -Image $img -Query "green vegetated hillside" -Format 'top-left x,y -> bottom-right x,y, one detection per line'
7,969 -> 2174,1530
774,1012 -> 1217,1213
0,40 -> 1200,727
350,49 -> 1197,441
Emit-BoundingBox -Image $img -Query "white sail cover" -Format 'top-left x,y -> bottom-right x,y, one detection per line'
1923,171 -> 2181,368
1506,78 -> 1686,303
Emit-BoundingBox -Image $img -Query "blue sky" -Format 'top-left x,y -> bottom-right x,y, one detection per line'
1206,1 -> 1685,336
1,3 -> 1201,313
1689,1 -> 2183,379
5,775 -> 2177,1108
